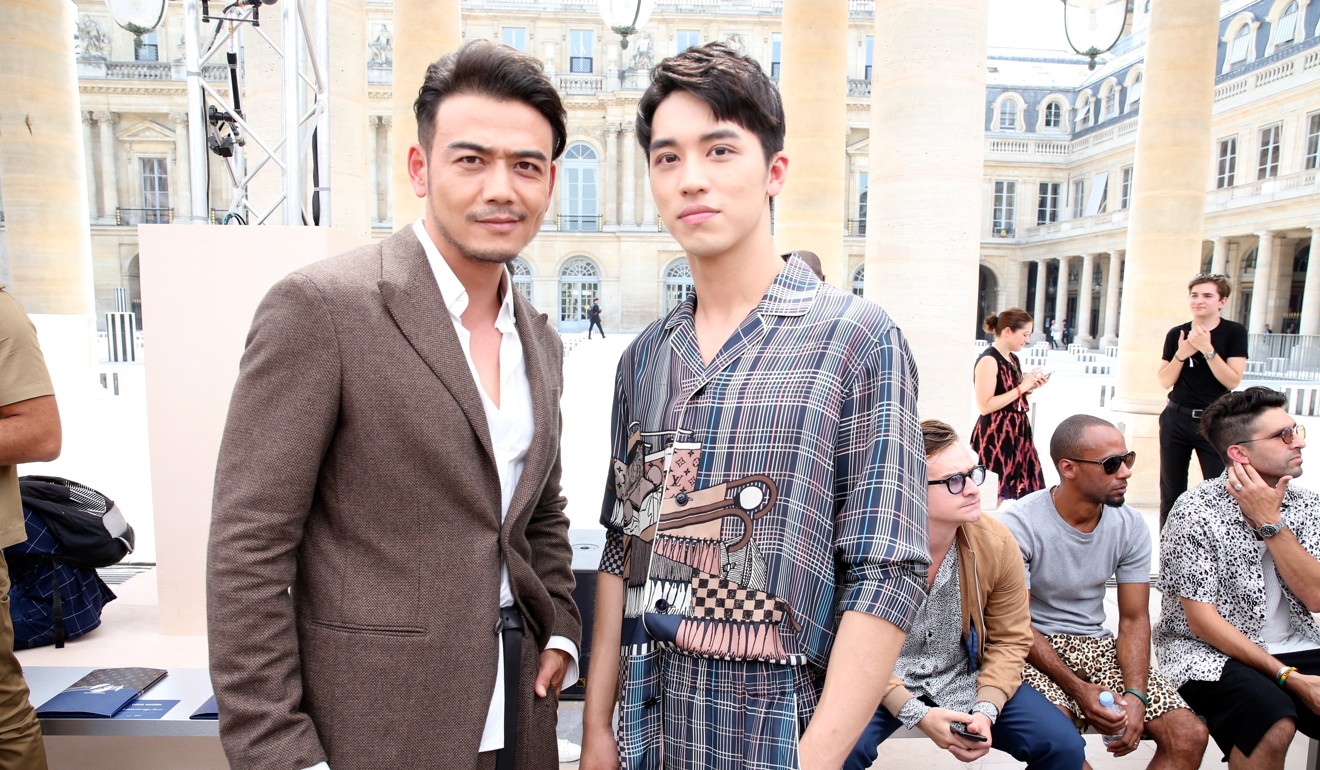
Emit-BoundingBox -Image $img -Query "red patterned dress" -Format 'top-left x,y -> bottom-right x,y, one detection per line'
969,347 -> 1045,500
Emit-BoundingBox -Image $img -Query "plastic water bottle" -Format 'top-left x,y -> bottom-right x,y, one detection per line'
1098,690 -> 1126,746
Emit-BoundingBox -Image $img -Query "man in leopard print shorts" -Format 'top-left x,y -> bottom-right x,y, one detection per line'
1157,387 -> 1320,769
1001,415 -> 1208,768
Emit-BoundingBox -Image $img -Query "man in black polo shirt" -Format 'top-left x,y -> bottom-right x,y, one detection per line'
1156,273 -> 1248,526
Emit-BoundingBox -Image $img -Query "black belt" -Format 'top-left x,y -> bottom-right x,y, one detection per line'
1167,400 -> 1206,419
495,607 -> 524,770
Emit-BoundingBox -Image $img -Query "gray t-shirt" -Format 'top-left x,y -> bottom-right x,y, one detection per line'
999,488 -> 1151,637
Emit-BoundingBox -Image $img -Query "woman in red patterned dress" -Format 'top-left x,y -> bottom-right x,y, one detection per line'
970,308 -> 1048,501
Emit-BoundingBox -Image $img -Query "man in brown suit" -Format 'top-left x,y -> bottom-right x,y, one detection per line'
207,41 -> 580,770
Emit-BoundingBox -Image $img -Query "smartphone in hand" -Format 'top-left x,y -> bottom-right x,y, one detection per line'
949,721 -> 988,743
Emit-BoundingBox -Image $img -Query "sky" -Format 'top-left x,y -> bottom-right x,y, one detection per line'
987,0 -> 1076,54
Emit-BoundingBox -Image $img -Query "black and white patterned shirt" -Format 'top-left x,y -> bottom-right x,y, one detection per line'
893,545 -> 977,728
1155,474 -> 1320,689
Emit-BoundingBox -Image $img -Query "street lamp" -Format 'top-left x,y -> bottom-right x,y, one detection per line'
598,0 -> 653,50
1061,0 -> 1130,70
105,0 -> 167,35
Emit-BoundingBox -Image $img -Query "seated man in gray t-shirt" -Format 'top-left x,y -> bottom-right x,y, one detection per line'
999,415 -> 1207,768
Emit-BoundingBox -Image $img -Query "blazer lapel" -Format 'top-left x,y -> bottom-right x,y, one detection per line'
505,293 -> 556,531
377,229 -> 496,465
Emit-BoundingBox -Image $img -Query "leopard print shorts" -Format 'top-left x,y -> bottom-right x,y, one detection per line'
1023,633 -> 1188,724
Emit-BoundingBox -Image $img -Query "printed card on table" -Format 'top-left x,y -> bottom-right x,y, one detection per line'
36,668 -> 168,718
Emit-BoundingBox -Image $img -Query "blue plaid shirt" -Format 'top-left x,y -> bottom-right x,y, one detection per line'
599,257 -> 929,691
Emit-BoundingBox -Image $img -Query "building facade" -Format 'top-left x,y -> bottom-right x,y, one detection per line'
0,0 -> 1315,339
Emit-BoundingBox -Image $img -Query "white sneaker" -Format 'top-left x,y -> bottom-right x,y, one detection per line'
557,738 -> 582,763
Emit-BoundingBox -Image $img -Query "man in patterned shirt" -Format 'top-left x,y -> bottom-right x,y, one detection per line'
1157,387 -> 1320,769
579,42 -> 929,770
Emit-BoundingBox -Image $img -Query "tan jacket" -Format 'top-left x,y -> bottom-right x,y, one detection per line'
207,228 -> 580,770
881,514 -> 1032,715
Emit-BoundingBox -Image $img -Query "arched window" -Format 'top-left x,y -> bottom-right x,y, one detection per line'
508,257 -> 534,302
852,265 -> 865,297
1228,24 -> 1252,68
558,256 -> 600,329
1044,101 -> 1064,131
1101,86 -> 1117,121
664,259 -> 694,313
1125,72 -> 1142,112
561,143 -> 600,232
1270,1 -> 1299,49
998,99 -> 1019,131
1074,94 -> 1093,130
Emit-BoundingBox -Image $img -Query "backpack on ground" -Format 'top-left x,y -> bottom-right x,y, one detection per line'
4,476 -> 135,649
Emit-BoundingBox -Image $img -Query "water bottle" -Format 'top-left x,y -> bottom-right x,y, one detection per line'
1098,690 -> 1126,746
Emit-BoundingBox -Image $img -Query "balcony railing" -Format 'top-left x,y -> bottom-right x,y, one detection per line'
1245,334 -> 1320,382
1207,168 -> 1318,211
116,208 -> 173,226
558,215 -> 601,232
82,59 -> 229,82
847,78 -> 871,97
554,74 -> 605,95
847,219 -> 866,237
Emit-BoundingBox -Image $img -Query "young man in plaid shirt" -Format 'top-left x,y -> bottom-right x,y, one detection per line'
581,42 -> 929,770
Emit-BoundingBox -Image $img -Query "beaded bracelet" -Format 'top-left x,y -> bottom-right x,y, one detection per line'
1122,688 -> 1150,708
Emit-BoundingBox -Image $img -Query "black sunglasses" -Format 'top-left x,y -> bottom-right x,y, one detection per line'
927,465 -> 987,495
1067,451 -> 1136,475
1238,424 -> 1306,447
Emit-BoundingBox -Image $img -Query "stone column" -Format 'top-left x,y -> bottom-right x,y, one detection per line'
82,112 -> 98,218
1054,256 -> 1070,333
642,167 -> 656,231
1248,230 -> 1276,333
171,112 -> 192,219
95,111 -> 120,220
0,0 -> 95,314
1108,0 -> 1220,509
1032,259 -> 1048,342
1211,235 -> 1229,275
1299,227 -> 1320,334
391,0 -> 460,227
367,116 -> 380,223
603,123 -> 619,228
381,116 -> 393,224
323,0 -> 370,235
1101,249 -> 1124,349
1075,252 -> 1097,347
867,0 -> 988,424
621,123 -> 637,227
780,0 -> 848,285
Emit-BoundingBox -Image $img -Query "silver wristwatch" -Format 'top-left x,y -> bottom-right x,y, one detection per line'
1258,521 -> 1285,538
1204,348 -> 1217,360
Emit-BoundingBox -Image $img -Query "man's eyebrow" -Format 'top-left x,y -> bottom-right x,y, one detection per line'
445,141 -> 548,163
648,128 -> 743,154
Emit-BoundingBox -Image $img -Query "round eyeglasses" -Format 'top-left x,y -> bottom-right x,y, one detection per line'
1066,451 -> 1136,475
927,465 -> 987,495
1238,424 -> 1306,447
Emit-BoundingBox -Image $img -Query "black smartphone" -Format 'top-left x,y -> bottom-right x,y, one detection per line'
949,721 -> 988,743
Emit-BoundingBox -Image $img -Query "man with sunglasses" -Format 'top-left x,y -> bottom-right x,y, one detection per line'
1157,387 -> 1320,769
1001,415 -> 1209,767
1156,273 -> 1249,527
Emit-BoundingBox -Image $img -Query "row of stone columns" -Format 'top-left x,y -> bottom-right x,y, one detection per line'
1028,251 -> 1125,349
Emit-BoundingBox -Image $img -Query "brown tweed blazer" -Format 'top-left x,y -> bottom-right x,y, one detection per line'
207,227 -> 580,769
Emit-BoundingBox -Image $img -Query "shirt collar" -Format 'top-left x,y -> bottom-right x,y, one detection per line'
663,254 -> 820,330
413,219 -> 517,332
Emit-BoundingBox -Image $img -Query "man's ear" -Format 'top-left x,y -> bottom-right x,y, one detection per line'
1057,459 -> 1079,481
1226,444 -> 1250,465
406,144 -> 429,198
766,151 -> 788,197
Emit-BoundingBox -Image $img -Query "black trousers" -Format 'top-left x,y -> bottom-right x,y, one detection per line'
588,320 -> 605,338
1159,403 -> 1225,526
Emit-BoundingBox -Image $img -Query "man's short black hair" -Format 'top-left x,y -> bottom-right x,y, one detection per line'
414,40 -> 567,160
1049,414 -> 1117,469
636,41 -> 785,163
1200,387 -> 1289,462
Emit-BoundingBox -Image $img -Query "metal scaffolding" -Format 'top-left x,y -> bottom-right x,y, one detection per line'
181,0 -> 331,226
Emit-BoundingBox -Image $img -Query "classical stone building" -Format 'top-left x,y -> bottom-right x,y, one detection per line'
1,0 -> 1316,339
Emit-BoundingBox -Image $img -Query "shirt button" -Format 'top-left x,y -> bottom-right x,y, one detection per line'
675,492 -> 689,506
644,696 -> 660,708
655,598 -> 669,612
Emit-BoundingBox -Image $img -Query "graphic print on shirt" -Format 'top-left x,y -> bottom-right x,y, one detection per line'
609,421 -> 799,663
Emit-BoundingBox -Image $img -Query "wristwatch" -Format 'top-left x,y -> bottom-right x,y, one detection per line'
1204,348 -> 1217,360
1258,521 -> 1286,538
